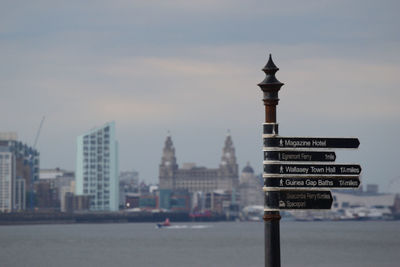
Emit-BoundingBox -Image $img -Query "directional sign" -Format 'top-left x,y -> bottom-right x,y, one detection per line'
263,163 -> 361,176
263,137 -> 360,149
264,177 -> 360,188
265,190 -> 333,210
264,150 -> 336,162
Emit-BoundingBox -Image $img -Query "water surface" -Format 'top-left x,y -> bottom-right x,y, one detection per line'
0,221 -> 399,267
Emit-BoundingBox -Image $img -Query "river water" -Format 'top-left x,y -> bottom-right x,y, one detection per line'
0,221 -> 399,267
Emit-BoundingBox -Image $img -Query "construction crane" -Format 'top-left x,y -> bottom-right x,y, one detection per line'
33,116 -> 45,149
29,116 -> 45,210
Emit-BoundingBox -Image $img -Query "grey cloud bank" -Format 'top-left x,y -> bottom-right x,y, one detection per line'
1,0 -> 399,191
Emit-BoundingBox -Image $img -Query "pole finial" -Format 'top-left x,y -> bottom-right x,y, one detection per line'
258,53 -> 284,123
259,54 -> 283,88
263,54 -> 279,74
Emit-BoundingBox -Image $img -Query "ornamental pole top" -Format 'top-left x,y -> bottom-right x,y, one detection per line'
262,54 -> 279,73
258,54 -> 284,123
258,54 -> 284,94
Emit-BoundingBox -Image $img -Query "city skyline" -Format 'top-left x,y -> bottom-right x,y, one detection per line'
1,1 -> 400,191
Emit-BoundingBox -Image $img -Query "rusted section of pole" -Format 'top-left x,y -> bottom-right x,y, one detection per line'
258,54 -> 284,267
263,213 -> 282,221
263,102 -> 278,123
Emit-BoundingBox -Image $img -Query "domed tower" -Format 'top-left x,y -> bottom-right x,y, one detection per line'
239,162 -> 263,208
159,134 -> 178,189
240,162 -> 255,184
219,132 -> 239,190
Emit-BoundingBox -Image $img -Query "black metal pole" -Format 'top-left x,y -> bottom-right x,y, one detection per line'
264,211 -> 281,267
258,54 -> 284,267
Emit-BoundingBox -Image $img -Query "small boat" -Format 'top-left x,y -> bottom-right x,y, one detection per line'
156,218 -> 171,228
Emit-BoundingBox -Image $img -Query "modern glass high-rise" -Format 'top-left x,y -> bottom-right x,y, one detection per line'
0,133 -> 37,212
76,122 -> 119,211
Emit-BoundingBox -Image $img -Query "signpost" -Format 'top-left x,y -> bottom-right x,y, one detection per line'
258,54 -> 361,267
264,177 -> 360,188
265,190 -> 333,210
263,136 -> 360,149
259,54 -> 284,267
264,150 -> 336,162
263,163 -> 361,176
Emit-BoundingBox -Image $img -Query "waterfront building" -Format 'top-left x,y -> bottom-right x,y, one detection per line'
60,180 -> 75,212
158,133 -> 239,214
35,178 -> 59,211
64,193 -> 91,213
124,193 -> 140,209
238,162 -> 263,209
139,194 -> 158,210
14,178 -> 25,211
119,170 -> 139,207
331,190 -> 396,210
0,151 -> 14,212
0,133 -> 39,212
203,190 -> 239,217
75,122 -> 119,211
38,168 -> 75,211
39,168 -> 74,180
329,190 -> 397,220
159,133 -> 239,193
158,189 -> 191,212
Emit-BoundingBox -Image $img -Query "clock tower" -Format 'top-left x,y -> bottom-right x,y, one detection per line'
159,134 -> 178,189
218,132 -> 239,190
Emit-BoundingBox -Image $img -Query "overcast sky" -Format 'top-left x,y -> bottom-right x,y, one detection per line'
1,0 -> 399,192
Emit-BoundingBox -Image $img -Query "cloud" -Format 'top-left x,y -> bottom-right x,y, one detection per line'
280,57 -> 400,120
1,0 -> 400,188
2,41 -> 399,130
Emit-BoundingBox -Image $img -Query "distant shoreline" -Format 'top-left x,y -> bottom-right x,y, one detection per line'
0,211 -> 227,226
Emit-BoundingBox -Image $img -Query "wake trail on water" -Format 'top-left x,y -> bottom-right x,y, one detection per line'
157,225 -> 212,230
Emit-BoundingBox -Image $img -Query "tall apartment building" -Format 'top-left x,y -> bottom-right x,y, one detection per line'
0,151 -> 14,212
75,122 -> 119,211
0,132 -> 39,212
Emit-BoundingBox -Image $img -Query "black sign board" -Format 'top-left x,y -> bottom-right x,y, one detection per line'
265,190 -> 333,209
264,150 -> 336,162
264,177 -> 360,188
263,137 -> 360,149
264,163 -> 361,176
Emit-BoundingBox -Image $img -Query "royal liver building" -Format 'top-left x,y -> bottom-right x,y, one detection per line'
159,134 -> 239,193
